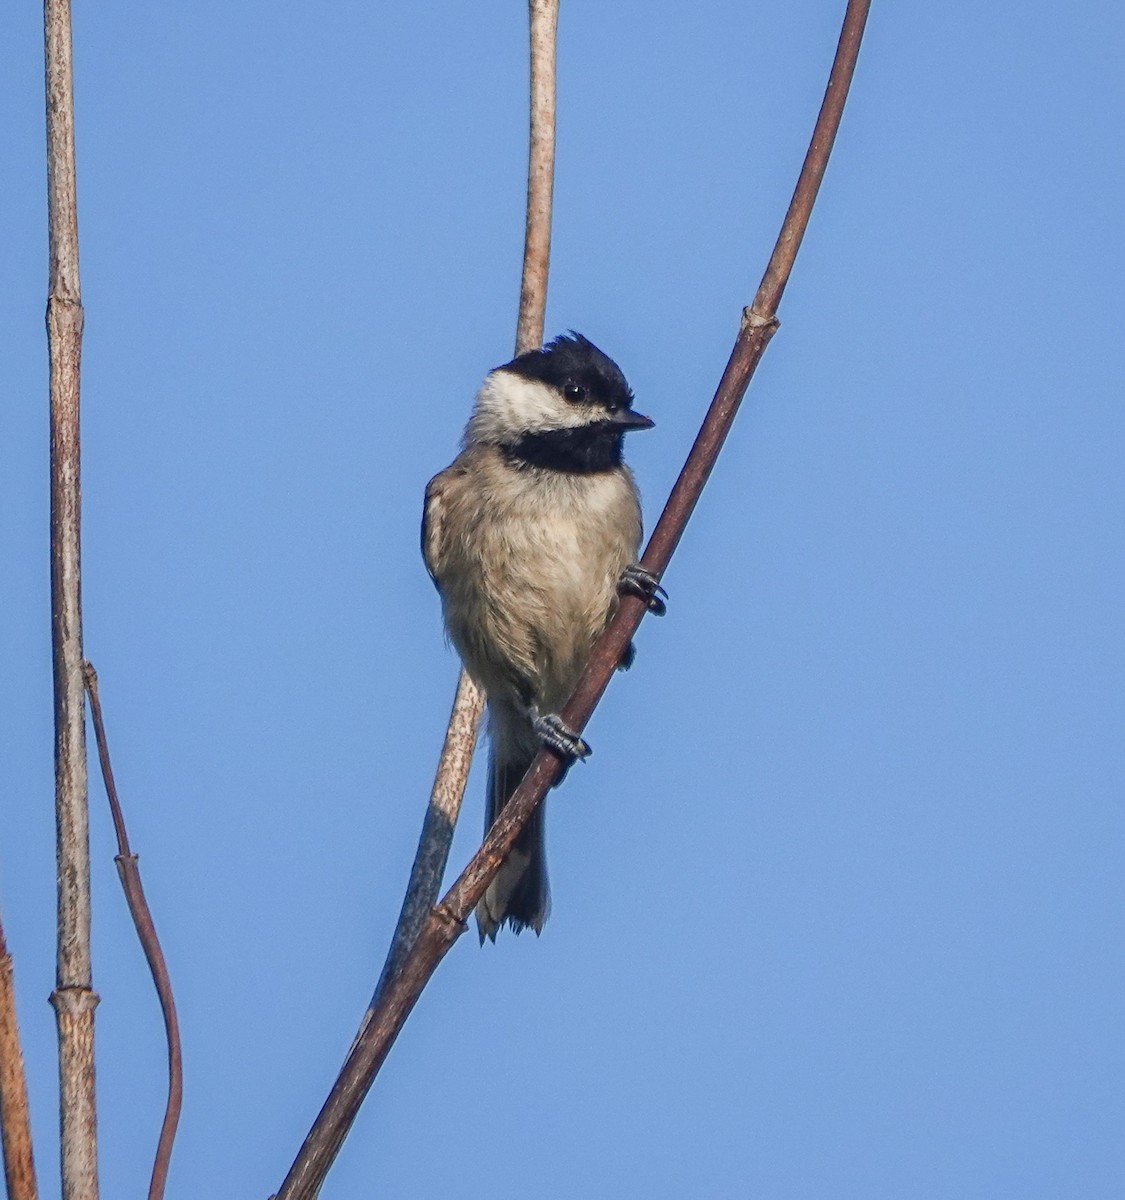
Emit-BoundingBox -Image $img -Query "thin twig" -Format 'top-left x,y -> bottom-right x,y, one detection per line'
83,663 -> 183,1200
273,2 -> 870,1196
369,670 -> 482,1007
0,910 -> 39,1200
515,0 -> 558,356
272,4 -> 561,1198
44,0 -> 99,1196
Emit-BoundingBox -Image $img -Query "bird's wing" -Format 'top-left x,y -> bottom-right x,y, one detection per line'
421,467 -> 451,592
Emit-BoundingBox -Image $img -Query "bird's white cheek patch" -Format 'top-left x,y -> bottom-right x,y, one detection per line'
467,372 -> 592,443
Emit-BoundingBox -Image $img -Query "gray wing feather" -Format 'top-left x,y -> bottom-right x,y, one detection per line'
421,473 -> 446,591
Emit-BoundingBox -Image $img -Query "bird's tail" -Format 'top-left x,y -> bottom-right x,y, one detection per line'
476,721 -> 550,943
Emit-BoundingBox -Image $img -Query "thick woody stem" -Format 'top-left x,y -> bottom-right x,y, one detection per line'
0,913 -> 40,1200
44,0 -> 98,1197
272,2 -> 870,1197
49,991 -> 97,1200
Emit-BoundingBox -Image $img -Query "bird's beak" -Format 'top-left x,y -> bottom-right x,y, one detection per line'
609,408 -> 655,431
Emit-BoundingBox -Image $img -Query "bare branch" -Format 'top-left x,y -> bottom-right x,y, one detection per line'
366,0 -> 559,1008
753,0 -> 870,318
44,0 -> 99,1194
83,663 -> 183,1200
368,0 -> 559,1011
272,4 -> 562,1198
515,0 -> 558,356
0,911 -> 39,1200
272,1 -> 871,1196
370,670 -> 482,1005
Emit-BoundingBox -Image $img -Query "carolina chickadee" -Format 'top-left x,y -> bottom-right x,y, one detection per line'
423,333 -> 663,942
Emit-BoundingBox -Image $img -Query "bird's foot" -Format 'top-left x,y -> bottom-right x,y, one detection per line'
533,713 -> 591,762
619,564 -> 667,616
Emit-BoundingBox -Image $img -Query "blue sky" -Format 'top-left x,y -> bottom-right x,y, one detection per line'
2,2 -> 1123,1197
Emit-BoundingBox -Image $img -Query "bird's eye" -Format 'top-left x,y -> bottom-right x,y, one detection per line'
563,383 -> 586,403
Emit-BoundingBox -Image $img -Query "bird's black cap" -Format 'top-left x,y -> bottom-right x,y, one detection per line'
500,332 -> 639,416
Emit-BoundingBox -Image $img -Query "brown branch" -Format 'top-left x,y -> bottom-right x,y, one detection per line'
82,663 -> 183,1200
272,1 -> 870,1196
0,911 -> 39,1200
44,0 -> 99,1196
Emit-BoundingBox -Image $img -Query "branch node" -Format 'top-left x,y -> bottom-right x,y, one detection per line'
431,902 -> 467,937
741,307 -> 781,333
49,986 -> 100,1017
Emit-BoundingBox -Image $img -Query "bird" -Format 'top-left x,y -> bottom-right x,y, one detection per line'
422,332 -> 664,942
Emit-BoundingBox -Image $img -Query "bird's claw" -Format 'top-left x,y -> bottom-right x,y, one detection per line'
534,713 -> 591,762
619,564 -> 667,616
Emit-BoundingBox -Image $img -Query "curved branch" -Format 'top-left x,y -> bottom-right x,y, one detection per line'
83,664 -> 182,1200
272,2 -> 871,1196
